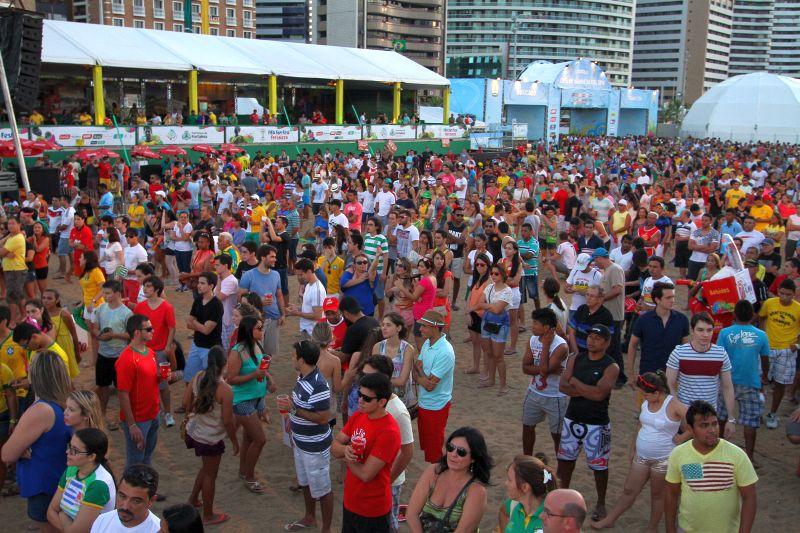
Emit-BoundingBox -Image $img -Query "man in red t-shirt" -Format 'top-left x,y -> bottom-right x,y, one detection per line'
322,297 -> 347,352
333,372 -> 400,531
116,313 -> 165,468
134,276 -> 177,427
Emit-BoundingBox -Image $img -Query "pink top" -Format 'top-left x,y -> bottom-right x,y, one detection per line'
412,275 -> 437,320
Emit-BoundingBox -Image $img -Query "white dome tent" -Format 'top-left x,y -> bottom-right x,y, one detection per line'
680,72 -> 800,143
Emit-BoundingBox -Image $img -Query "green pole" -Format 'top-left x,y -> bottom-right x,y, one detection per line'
111,115 -> 131,167
282,104 -> 292,127
184,1 -> 192,32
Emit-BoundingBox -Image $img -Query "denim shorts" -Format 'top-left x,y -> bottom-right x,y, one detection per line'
481,322 -> 509,343
27,492 -> 52,522
233,396 -> 265,417
184,344 -> 211,383
521,275 -> 539,302
57,237 -> 72,256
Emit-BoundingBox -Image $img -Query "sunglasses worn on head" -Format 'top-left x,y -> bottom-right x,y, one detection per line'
446,442 -> 469,457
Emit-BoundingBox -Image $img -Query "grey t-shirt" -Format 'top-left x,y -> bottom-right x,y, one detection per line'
600,262 -> 625,321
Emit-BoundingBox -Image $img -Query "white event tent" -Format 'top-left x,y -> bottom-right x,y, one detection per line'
40,20 -> 449,89
680,72 -> 800,143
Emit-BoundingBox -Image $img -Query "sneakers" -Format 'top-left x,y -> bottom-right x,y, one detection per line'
765,412 -> 779,429
164,413 -> 176,428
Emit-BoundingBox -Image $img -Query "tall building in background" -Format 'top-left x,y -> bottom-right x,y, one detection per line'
445,1 -> 636,86
255,0 -> 311,42
32,0 -> 256,37
315,0 -> 446,74
632,0 -> 733,104
730,0 -> 800,78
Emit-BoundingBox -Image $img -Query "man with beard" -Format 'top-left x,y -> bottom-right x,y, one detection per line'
90,464 -> 161,532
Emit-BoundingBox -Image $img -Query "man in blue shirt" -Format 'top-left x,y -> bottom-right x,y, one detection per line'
238,244 -> 285,356
98,183 -> 115,217
626,281 -> 689,384
720,209 -> 744,242
413,310 -> 455,463
716,300 -> 770,460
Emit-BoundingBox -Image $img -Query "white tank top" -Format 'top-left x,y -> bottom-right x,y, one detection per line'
636,395 -> 681,460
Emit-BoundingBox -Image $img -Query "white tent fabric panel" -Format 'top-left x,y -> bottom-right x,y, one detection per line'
681,72 -> 800,143
40,20 -> 449,87
45,21 -> 192,71
145,31 -> 270,75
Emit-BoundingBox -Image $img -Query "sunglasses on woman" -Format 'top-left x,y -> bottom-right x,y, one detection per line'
446,442 -> 469,457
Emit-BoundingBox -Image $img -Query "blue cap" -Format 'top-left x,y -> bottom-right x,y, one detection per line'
592,247 -> 609,259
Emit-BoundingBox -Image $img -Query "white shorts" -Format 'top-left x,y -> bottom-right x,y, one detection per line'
509,286 -> 521,310
293,446 -> 331,499
450,257 -> 464,278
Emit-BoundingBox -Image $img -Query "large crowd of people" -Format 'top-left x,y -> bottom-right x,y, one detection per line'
0,134 -> 799,532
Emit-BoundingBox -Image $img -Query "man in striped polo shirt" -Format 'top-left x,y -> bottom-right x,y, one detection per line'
666,312 -> 736,439
280,340 -> 333,532
363,217 -> 389,319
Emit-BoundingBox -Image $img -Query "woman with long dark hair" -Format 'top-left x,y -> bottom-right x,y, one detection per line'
498,454 -> 558,532
224,316 -> 275,494
431,250 -> 454,333
465,253 -> 492,376
476,264 -> 513,395
79,250 -> 105,367
46,428 -> 116,532
373,312 -> 417,411
500,241 -> 523,355
406,426 -> 492,533
399,257 -> 437,351
184,346 -> 239,525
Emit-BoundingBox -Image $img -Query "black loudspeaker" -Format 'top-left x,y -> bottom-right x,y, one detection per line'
139,164 -> 163,179
26,167 -> 61,202
0,8 -> 43,113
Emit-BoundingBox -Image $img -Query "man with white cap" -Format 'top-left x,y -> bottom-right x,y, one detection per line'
565,253 -> 602,317
245,194 -> 266,244
413,310 -> 455,463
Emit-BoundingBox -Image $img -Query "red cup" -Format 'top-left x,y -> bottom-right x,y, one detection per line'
277,394 -> 290,415
257,355 -> 271,382
158,362 -> 171,380
351,435 -> 367,462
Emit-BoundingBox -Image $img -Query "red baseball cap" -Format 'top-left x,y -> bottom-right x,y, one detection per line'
322,297 -> 340,312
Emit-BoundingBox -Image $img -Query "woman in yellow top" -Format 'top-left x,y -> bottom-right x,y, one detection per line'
611,200 -> 632,245
78,251 -> 105,365
127,192 -> 146,238
43,290 -> 84,372
764,212 -> 785,252
0,217 -> 29,325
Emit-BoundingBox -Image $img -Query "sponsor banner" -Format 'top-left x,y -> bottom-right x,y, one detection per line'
298,125 -> 361,142
363,124 -> 416,140
32,126 -> 137,147
511,123 -> 529,139
606,91 -> 620,137
0,128 -> 23,141
226,126 -> 299,144
416,124 -> 467,140
139,126 -> 225,145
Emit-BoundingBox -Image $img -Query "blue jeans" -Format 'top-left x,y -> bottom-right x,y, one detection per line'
184,343 -> 211,383
122,418 -> 159,468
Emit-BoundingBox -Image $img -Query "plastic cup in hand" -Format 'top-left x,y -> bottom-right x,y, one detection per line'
158,362 -> 171,381
351,435 -> 367,462
257,355 -> 271,382
277,394 -> 290,415
264,293 -> 274,306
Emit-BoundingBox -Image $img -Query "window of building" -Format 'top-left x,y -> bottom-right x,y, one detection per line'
210,27 -> 219,35
227,29 -> 235,37
153,0 -> 165,17
112,0 -> 125,15
173,1 -> 183,12
243,31 -> 251,38
174,23 -> 184,31
154,21 -> 164,30
113,17 -> 124,26
133,0 -> 145,16
134,19 -> 145,28
226,7 -> 234,18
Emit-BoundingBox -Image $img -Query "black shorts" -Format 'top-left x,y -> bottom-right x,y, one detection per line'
538,238 -> 555,251
27,492 -> 52,523
342,506 -> 391,533
35,267 -> 49,280
468,311 -> 482,333
96,355 -> 118,387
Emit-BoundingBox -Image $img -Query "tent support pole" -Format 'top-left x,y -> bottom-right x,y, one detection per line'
188,69 -> 199,115
269,75 -> 278,116
442,86 -> 450,124
335,79 -> 344,125
201,0 -> 209,34
392,82 -> 401,124
93,65 -> 106,126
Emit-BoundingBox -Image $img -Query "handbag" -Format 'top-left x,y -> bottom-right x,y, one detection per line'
482,285 -> 509,334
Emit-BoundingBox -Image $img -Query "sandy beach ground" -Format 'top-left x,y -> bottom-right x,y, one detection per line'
4,257 -> 800,532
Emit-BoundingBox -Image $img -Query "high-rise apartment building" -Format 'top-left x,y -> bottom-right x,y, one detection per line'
315,0 -> 446,74
631,0 -> 733,104
730,0 -> 800,78
255,0 -> 311,42
445,1 -> 636,86
34,0 -> 256,38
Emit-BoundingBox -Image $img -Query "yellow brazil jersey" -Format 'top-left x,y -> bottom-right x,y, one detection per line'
80,268 -> 106,308
250,205 -> 267,234
749,204 -> 773,232
127,204 -> 146,229
2,233 -> 26,271
317,255 -> 345,295
0,331 -> 26,385
30,342 -> 72,375
0,363 -> 14,413
759,297 -> 800,350
725,189 -> 746,209
496,174 -> 511,189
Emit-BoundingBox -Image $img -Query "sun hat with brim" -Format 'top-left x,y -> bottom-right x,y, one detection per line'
588,324 -> 612,339
417,310 -> 445,327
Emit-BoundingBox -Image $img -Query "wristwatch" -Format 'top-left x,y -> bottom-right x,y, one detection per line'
727,418 -> 737,424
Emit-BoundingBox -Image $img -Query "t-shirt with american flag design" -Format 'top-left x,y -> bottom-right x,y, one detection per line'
666,438 -> 757,532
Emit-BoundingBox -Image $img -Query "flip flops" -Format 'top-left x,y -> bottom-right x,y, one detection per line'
204,513 -> 230,526
284,521 -> 314,531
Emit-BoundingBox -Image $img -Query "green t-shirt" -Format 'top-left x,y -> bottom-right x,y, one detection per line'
58,464 -> 115,519
504,499 -> 544,533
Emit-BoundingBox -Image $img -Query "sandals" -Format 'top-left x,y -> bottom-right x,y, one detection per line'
284,521 -> 314,531
204,513 -> 231,526
244,479 -> 265,493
